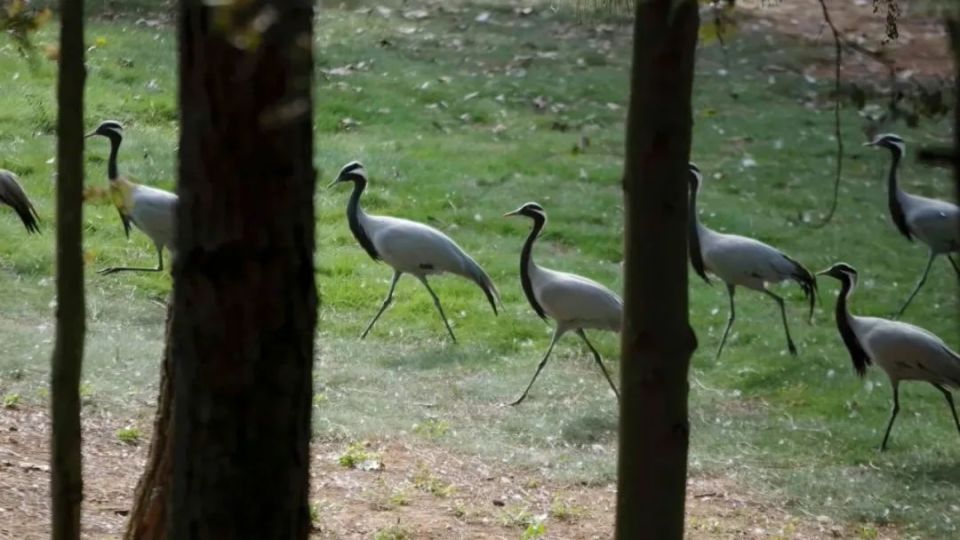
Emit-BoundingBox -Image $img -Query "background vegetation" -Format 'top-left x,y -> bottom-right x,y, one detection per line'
0,0 -> 956,536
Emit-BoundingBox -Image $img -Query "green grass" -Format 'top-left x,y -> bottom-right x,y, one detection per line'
0,1 -> 957,536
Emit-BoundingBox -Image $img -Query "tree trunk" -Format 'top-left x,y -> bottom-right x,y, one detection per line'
122,307 -> 174,540
949,18 -> 959,202
169,0 -> 317,537
615,0 -> 699,538
50,0 -> 86,537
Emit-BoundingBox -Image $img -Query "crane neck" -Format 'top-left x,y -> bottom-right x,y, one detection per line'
346,177 -> 379,260
833,274 -> 871,377
885,149 -> 912,240
520,214 -> 546,319
106,132 -> 122,181
687,179 -> 710,283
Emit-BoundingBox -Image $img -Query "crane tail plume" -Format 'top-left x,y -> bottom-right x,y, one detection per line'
461,253 -> 501,315
783,254 -> 817,322
942,346 -> 960,389
0,171 -> 41,233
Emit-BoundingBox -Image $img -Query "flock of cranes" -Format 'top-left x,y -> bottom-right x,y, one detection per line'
1,121 -> 958,451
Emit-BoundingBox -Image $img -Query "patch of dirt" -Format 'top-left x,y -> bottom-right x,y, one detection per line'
0,407 -> 898,539
739,0 -> 951,80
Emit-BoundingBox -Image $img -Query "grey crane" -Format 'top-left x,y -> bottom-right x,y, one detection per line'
504,202 -> 620,405
688,163 -> 816,360
864,133 -> 959,318
329,161 -> 500,342
86,120 -> 177,275
818,262 -> 960,451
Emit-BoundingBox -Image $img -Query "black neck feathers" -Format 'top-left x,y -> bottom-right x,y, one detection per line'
688,177 -> 710,284
345,176 -> 380,261
520,213 -> 547,320
106,132 -> 122,180
834,274 -> 871,377
886,150 -> 912,241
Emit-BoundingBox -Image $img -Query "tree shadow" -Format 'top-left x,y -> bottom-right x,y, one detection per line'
375,345 -> 473,371
560,413 -> 617,446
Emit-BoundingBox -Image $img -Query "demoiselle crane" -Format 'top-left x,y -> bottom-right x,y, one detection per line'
864,133 -> 959,318
86,120 -> 177,275
328,161 -> 500,343
818,262 -> 960,451
504,202 -> 620,405
0,170 -> 39,233
688,163 -> 817,360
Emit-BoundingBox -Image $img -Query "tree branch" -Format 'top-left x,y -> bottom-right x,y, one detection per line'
810,0 -> 844,228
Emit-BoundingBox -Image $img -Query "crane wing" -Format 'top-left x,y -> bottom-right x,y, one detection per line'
130,186 -> 177,250
535,270 -> 622,328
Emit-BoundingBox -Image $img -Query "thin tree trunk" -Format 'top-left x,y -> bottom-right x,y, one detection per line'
50,0 -> 86,537
122,307 -> 174,540
169,0 -> 317,536
949,18 -> 959,202
615,0 -> 699,538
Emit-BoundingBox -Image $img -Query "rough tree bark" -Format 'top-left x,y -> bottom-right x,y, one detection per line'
122,308 -> 174,540
50,0 -> 86,537
615,0 -> 699,538
169,0 -> 317,536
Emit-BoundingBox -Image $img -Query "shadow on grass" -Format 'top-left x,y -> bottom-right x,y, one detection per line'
375,345 -> 475,371
560,413 -> 617,445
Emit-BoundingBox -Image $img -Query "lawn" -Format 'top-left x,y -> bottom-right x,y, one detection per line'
0,0 -> 957,537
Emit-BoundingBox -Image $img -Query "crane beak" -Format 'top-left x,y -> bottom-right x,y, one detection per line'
83,132 -> 96,139
862,141 -> 876,147
814,268 -> 831,277
503,210 -> 520,217
326,178 -> 341,189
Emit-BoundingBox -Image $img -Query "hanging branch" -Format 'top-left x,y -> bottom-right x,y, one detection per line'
810,0 -> 844,228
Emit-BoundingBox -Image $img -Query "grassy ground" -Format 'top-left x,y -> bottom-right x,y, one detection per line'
0,0 -> 957,537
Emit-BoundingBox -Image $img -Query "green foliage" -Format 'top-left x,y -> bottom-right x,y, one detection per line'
373,523 -> 414,540
0,0 -> 52,56
521,521 -> 547,540
2,392 -> 21,409
337,441 -> 379,469
115,426 -> 141,445
548,497 -> 586,522
412,417 -> 450,439
498,505 -> 537,529
411,463 -> 453,497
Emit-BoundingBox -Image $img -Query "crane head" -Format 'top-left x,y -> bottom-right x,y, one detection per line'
815,262 -> 858,282
504,202 -> 546,220
863,133 -> 905,156
328,160 -> 367,188
85,120 -> 124,140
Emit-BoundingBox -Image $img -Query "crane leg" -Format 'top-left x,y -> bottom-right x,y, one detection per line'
714,284 -> 736,361
763,289 -> 797,356
895,251 -> 936,320
932,383 -> 960,440
880,382 -> 901,451
510,327 -> 564,406
948,255 -> 960,280
576,329 -> 619,400
360,271 -> 401,339
98,245 -> 165,275
417,276 -> 457,344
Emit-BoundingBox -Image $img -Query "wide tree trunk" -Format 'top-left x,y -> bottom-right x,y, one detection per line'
169,0 -> 317,537
122,307 -> 174,540
50,0 -> 86,538
615,0 -> 699,538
